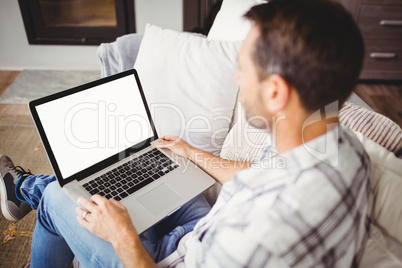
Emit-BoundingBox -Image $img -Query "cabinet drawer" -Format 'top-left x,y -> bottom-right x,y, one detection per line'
363,0 -> 402,5
363,39 -> 402,71
358,5 -> 402,39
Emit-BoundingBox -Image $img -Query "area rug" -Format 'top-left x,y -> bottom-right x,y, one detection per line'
0,70 -> 101,104
0,211 -> 36,268
0,70 -> 101,267
0,113 -> 52,268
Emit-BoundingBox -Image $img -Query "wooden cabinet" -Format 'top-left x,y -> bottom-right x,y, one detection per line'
336,0 -> 402,80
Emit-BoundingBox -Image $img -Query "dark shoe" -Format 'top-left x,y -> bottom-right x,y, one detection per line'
0,155 -> 33,222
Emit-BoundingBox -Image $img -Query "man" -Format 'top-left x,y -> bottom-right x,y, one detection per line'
1,0 -> 371,266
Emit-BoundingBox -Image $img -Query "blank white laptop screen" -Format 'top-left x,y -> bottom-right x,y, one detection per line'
35,75 -> 153,179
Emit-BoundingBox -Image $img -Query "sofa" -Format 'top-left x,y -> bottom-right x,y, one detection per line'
90,0 -> 402,266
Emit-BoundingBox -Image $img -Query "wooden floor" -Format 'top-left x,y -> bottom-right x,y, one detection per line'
0,70 -> 401,127
0,71 -> 20,98
354,83 -> 402,127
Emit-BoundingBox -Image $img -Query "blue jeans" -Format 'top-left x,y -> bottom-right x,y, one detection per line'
20,175 -> 211,267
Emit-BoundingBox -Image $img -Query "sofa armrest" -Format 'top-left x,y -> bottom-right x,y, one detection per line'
97,33 -> 144,77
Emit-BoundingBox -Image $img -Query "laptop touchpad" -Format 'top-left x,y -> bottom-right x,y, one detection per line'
138,183 -> 181,215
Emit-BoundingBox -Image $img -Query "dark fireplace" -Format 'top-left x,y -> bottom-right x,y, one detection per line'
18,0 -> 135,45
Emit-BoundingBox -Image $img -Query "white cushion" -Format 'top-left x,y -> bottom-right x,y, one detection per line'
352,132 -> 402,267
134,24 -> 241,155
207,0 -> 268,127
208,0 -> 267,41
220,109 -> 270,161
352,131 -> 402,245
359,224 -> 402,267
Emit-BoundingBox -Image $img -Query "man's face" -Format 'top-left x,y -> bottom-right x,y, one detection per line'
234,26 -> 269,129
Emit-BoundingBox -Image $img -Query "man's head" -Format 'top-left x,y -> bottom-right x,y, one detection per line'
234,0 -> 364,128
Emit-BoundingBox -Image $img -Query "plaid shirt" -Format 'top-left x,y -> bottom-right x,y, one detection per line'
159,126 -> 372,267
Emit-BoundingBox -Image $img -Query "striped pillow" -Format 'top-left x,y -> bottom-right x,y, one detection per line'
339,102 -> 402,154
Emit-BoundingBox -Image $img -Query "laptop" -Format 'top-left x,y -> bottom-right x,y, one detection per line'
29,69 -> 215,234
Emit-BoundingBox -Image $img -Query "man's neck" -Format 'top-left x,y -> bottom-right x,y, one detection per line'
272,111 -> 338,155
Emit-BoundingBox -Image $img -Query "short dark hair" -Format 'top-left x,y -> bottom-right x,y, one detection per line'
244,0 -> 364,111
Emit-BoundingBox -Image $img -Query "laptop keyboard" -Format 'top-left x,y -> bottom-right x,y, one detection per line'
82,148 -> 179,201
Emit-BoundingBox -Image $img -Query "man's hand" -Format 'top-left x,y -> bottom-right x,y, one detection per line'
76,195 -> 137,245
155,135 -> 252,184
76,195 -> 157,267
155,135 -> 194,159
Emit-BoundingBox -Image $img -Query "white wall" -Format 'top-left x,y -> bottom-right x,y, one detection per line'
0,0 -> 182,70
136,0 -> 183,35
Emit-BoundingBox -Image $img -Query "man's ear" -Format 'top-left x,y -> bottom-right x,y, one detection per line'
260,74 -> 290,113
